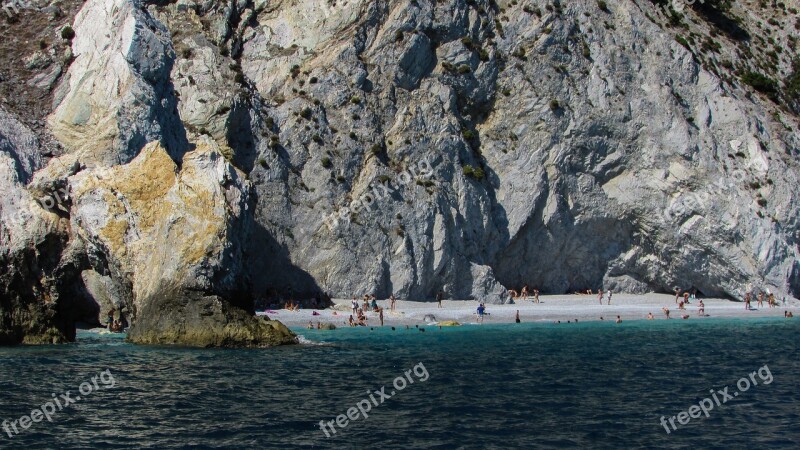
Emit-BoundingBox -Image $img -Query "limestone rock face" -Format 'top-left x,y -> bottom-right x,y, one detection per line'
229,0 -> 800,302
0,108 -> 43,184
69,138 -> 295,346
48,0 -> 188,166
1,108 -> 76,344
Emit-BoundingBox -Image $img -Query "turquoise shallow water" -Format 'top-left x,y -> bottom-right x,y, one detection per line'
1,318 -> 798,448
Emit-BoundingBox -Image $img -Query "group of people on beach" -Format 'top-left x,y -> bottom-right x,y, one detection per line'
743,291 -> 778,310
597,289 -> 614,305
507,285 -> 540,303
256,287 -> 333,311
347,294 -> 388,327
658,307 -> 691,320
666,288 -> 705,317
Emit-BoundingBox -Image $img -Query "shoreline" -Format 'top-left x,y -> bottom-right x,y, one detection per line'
259,293 -> 799,329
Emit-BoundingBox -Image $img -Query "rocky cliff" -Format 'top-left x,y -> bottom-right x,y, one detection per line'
1,0 -> 799,344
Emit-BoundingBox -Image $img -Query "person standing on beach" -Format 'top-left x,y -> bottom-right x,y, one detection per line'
662,307 -> 670,319
436,290 -> 444,308
515,310 -> 521,323
390,293 -> 397,312
698,300 -> 705,316
607,289 -> 613,305
379,308 -> 384,326
757,292 -> 764,308
598,289 -> 604,305
646,312 -> 654,320
745,294 -> 751,310
674,288 -> 681,304
351,297 -> 358,316
533,288 -> 540,304
477,303 -> 485,324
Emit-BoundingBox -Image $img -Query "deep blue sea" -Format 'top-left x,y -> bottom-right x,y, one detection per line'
1,318 -> 798,448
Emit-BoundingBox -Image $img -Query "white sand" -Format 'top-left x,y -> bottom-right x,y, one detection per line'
258,293 -> 799,328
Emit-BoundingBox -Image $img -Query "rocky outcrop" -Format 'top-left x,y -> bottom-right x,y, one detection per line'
1,108 -> 79,344
68,138 -> 295,346
2,108 -> 295,346
48,0 -> 188,165
130,292 -> 296,347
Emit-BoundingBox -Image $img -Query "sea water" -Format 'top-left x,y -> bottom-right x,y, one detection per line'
1,318 -> 798,448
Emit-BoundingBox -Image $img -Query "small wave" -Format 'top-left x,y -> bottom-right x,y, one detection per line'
296,335 -> 330,346
81,327 -> 111,334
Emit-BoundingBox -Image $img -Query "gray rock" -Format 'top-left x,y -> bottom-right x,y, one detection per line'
48,0 -> 188,166
28,63 -> 62,91
0,106 -> 43,183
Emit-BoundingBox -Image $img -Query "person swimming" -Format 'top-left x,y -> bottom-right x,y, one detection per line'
646,312 -> 654,320
615,316 -> 621,324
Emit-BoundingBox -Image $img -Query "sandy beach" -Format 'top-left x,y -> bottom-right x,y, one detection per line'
259,293 -> 800,328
